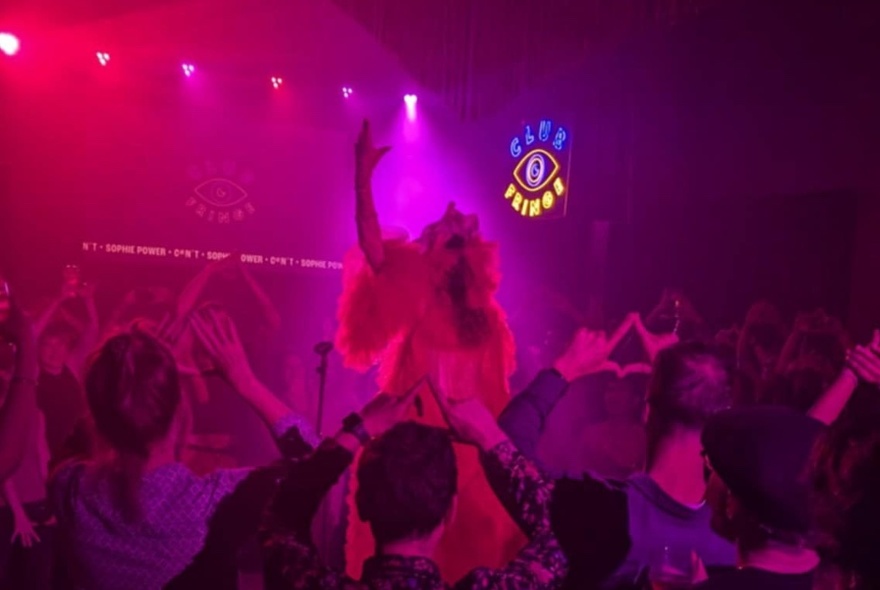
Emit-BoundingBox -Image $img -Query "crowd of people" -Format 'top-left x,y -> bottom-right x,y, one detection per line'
0,122 -> 877,590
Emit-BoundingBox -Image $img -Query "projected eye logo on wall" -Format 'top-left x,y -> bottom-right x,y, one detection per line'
504,120 -> 570,219
185,160 -> 256,223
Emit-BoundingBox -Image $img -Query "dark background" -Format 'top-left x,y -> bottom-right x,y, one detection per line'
0,0 -> 876,350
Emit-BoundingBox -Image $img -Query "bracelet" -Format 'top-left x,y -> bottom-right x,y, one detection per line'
342,412 -> 371,445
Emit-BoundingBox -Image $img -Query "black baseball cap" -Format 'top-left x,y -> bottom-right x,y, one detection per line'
702,405 -> 824,533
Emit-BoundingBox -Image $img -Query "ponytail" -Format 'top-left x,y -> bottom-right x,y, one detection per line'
85,331 -> 181,523
111,451 -> 149,523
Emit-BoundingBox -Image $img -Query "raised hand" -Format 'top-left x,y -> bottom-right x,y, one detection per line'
360,378 -> 422,439
78,282 -> 97,300
428,372 -> 506,451
189,308 -> 253,389
355,120 -> 391,185
10,506 -> 40,548
631,312 -> 679,362
846,330 -> 880,386
552,319 -> 632,382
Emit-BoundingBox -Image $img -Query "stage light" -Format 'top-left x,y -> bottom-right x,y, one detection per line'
404,94 -> 417,121
0,33 -> 20,56
342,86 -> 353,98
96,52 -> 110,66
182,63 -> 195,77
271,76 -> 283,89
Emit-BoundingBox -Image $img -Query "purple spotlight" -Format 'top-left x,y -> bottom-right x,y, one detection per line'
0,33 -> 20,56
271,76 -> 283,89
182,63 -> 195,77
96,51 -> 110,66
404,94 -> 417,121
342,86 -> 353,98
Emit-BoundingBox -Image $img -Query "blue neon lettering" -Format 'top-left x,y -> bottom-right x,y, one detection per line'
539,120 -> 552,141
553,127 -> 568,151
510,137 -> 522,158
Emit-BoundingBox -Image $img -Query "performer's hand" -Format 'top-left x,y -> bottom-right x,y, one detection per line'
355,120 -> 391,185
360,378 -> 421,438
553,321 -> 630,382
428,376 -> 506,451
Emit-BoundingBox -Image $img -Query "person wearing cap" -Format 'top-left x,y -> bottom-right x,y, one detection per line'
698,405 -> 824,589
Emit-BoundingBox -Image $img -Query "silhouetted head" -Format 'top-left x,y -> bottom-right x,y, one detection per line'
645,342 -> 732,467
356,421 -> 457,547
39,322 -> 79,375
417,203 -> 480,251
85,331 -> 181,520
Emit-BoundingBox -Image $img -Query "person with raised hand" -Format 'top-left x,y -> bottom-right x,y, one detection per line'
802,329 -> 880,427
263,358 -> 567,590
48,307 -> 317,590
499,319 -> 632,463
0,286 -> 53,590
498,319 -> 738,588
337,120 -> 520,579
0,294 -> 39,483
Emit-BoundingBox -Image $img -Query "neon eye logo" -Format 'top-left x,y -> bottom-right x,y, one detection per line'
185,161 -> 256,224
505,120 -> 569,219
513,149 -> 560,192
194,178 -> 249,208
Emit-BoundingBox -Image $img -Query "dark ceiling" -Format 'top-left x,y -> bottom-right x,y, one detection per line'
1,0 -> 728,118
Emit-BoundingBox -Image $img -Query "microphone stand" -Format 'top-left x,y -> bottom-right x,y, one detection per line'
312,341 -> 334,562
315,345 -> 331,437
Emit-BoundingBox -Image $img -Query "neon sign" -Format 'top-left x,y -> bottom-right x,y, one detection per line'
505,120 -> 570,218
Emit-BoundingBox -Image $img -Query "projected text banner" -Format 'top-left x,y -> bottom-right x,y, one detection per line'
82,241 -> 342,272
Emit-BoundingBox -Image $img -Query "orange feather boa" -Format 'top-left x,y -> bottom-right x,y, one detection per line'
335,237 -> 521,581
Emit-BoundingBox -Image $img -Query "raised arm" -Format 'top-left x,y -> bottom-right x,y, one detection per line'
354,120 -> 391,273
190,308 -> 318,447
68,283 -> 100,379
263,388 -> 415,590
239,263 -> 281,332
498,325 -> 627,466
632,312 -> 679,363
0,301 -> 39,482
177,257 -> 234,318
810,330 -> 880,425
33,296 -> 64,338
427,373 -> 567,589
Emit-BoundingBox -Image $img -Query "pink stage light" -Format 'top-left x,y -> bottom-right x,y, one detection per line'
182,63 -> 195,77
342,86 -> 353,98
96,52 -> 110,66
404,94 -> 417,121
271,76 -> 283,89
0,33 -> 20,56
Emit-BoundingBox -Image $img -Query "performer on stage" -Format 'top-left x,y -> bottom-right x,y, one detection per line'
336,121 -> 521,581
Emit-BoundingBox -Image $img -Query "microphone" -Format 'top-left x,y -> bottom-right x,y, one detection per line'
314,341 -> 334,356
